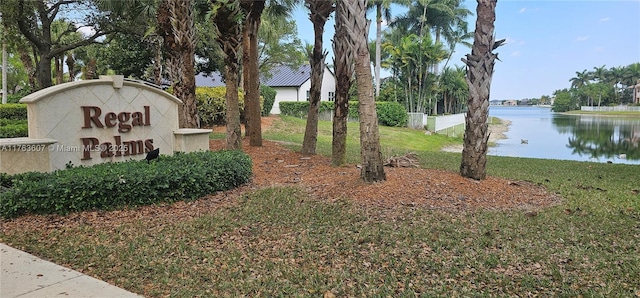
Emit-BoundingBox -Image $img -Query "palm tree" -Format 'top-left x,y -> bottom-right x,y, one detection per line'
591,65 -> 608,83
460,0 -> 501,180
157,0 -> 198,128
240,0 -> 297,147
211,0 -> 244,149
239,0 -> 264,146
569,69 -> 590,89
332,0 -> 355,166
439,65 -> 467,114
301,0 -> 334,155
341,0 -> 386,182
367,0 -> 408,97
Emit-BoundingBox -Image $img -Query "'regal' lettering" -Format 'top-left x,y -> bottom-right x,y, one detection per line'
81,106 -> 151,133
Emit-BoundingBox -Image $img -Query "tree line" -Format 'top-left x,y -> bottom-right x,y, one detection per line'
553,63 -> 640,112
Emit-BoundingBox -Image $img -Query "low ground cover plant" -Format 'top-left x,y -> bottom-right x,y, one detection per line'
0,150 -> 252,218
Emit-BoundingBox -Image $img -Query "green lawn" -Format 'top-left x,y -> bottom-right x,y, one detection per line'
2,115 -> 639,297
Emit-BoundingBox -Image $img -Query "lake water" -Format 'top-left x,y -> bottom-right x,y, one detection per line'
488,106 -> 640,165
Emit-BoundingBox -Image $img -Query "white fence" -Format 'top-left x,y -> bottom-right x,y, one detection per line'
429,113 -> 466,131
581,106 -> 640,112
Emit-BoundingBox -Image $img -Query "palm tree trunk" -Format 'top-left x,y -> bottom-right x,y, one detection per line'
66,52 -> 75,82
302,0 -> 334,155
158,0 -> 198,128
460,0 -> 500,180
332,0 -> 354,166
241,0 -> 264,147
212,0 -> 243,149
347,0 -> 386,182
55,55 -> 63,84
375,3 -> 382,98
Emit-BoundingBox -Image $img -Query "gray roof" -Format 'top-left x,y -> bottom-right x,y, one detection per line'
195,72 -> 226,87
262,64 -> 311,87
195,64 -> 312,88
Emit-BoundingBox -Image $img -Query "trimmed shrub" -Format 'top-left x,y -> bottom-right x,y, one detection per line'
279,101 -> 335,118
0,119 -> 28,137
279,100 -> 407,127
195,87 -> 264,126
260,85 -> 277,116
376,102 -> 408,127
280,101 -> 311,118
0,104 -> 27,121
196,87 -> 245,126
0,150 -> 253,218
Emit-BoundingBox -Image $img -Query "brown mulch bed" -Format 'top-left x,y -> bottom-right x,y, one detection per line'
213,139 -> 561,211
1,137 -> 561,232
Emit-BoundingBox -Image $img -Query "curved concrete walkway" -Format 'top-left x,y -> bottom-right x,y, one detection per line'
1,243 -> 142,298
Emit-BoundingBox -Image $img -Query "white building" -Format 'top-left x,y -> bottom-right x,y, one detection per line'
195,64 -> 337,114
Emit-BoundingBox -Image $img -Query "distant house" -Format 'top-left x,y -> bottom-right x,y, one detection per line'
195,64 -> 337,114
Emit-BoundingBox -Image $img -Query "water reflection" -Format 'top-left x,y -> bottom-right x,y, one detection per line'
488,107 -> 640,164
554,115 -> 640,161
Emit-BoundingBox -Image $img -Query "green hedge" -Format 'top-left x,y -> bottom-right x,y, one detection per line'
0,150 -> 253,218
196,87 -> 246,126
195,87 -> 264,126
279,101 -> 408,127
260,85 -> 276,116
279,101 -> 334,118
0,104 -> 27,121
0,119 -> 28,137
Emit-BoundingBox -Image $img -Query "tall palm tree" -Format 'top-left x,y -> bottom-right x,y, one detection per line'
301,0 -> 334,155
157,0 -> 199,128
460,0 -> 501,180
367,0 -> 407,97
240,0 -> 264,146
440,65 -> 467,114
332,0 -> 355,166
569,69 -> 590,89
341,0 -> 386,182
240,0 -> 297,147
211,0 -> 244,149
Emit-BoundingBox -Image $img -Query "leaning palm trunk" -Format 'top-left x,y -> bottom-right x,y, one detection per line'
302,0 -> 334,155
332,0 -> 355,166
212,0 -> 244,150
460,0 -> 502,180
158,0 -> 198,128
344,0 -> 386,182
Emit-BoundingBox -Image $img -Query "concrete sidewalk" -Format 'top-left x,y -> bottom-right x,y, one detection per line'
1,243 -> 142,298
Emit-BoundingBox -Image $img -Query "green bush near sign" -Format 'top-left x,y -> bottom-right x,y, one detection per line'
0,104 -> 27,120
194,87 -> 265,127
0,150 -> 252,218
0,104 -> 28,137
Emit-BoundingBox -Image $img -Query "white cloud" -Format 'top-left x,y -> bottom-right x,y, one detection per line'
594,46 -> 604,52
598,17 -> 610,23
576,36 -> 590,41
519,7 -> 526,13
511,51 -> 522,57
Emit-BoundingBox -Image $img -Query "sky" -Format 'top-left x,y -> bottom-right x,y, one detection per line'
292,1 -> 640,101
